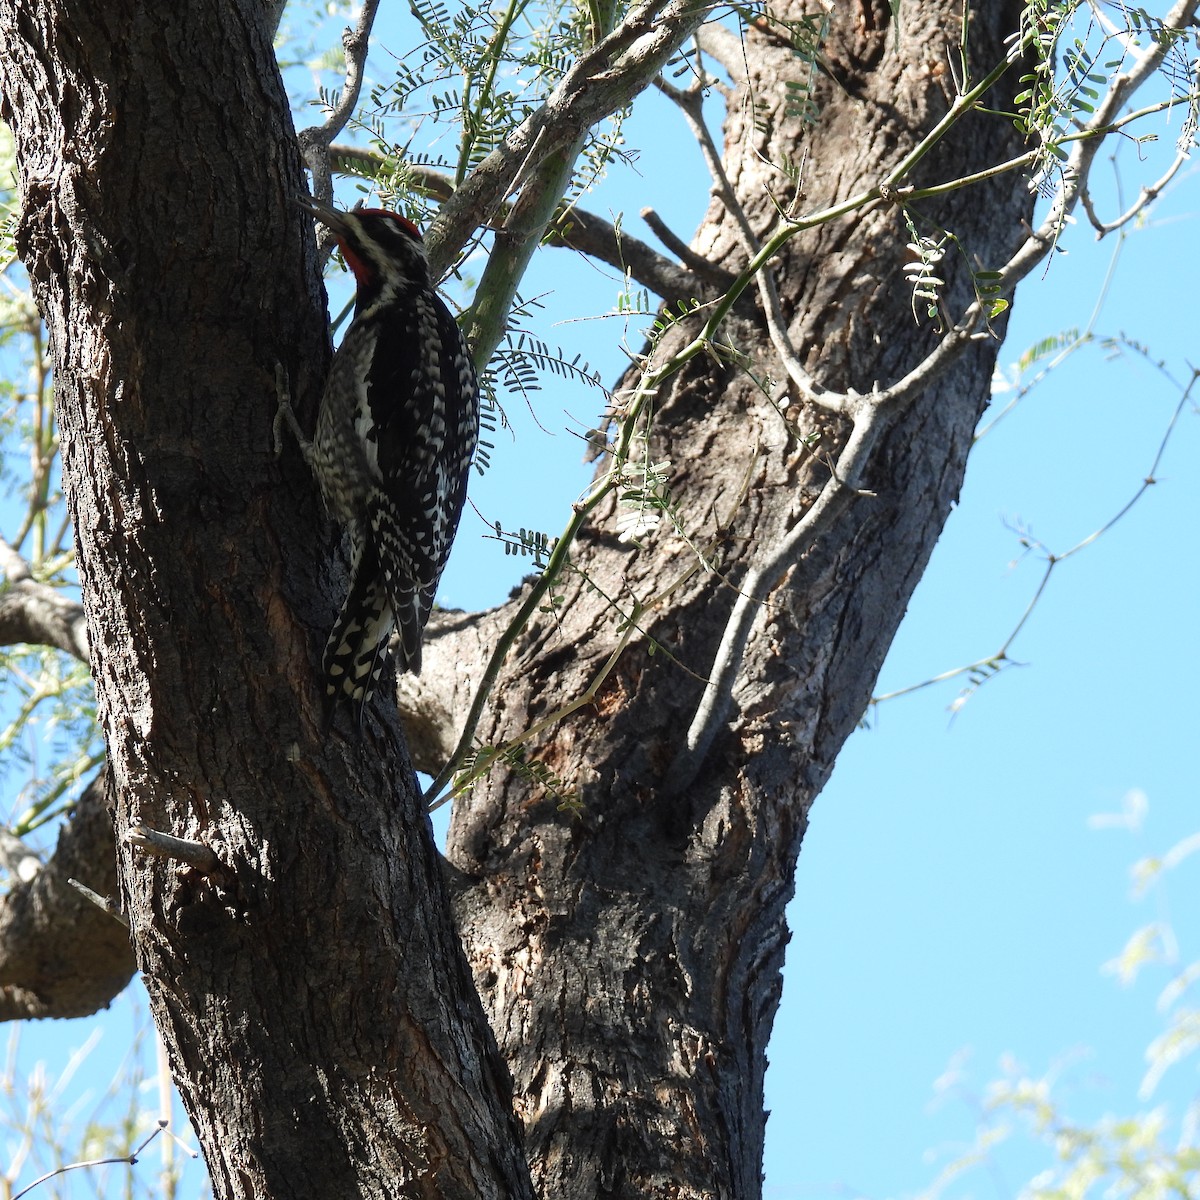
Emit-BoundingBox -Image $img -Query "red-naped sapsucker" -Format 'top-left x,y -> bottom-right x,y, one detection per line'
279,198 -> 479,720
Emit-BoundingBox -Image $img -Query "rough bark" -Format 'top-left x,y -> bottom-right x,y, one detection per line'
0,3 -> 531,1197
0,0 -> 1040,1197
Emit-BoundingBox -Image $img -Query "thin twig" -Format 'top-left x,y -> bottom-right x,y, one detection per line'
978,203 -> 1128,442
1082,146 -> 1191,236
68,878 -> 129,927
11,1123 -> 194,1200
872,366 -> 1197,712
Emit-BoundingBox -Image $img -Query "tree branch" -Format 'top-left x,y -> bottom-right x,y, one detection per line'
666,400 -> 886,795
0,772 -> 134,1021
425,0 -> 711,277
640,206 -> 718,276
557,206 -> 727,301
0,537 -> 90,664
999,0 -> 1200,288
663,0 -> 1200,792
331,147 -> 720,300
660,75 -> 844,415
297,0 -> 382,207
1081,141 -> 1192,236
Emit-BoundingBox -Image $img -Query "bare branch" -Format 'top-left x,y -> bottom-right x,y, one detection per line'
664,80 -> 854,415
297,0 -> 383,205
11,1124 -> 196,1200
68,877 -> 128,926
640,206 -> 727,282
556,207 -> 723,302
873,365 -> 1199,714
666,399 -> 884,795
0,537 -> 90,664
1081,146 -> 1192,236
0,773 -> 134,1021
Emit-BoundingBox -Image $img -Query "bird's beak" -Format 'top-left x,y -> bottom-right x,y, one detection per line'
296,195 -> 350,237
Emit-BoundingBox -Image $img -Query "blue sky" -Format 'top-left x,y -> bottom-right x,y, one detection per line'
4,8 -> 1199,1198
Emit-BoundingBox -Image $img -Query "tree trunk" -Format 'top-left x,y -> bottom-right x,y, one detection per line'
0,3 -> 531,1197
0,0 -> 1033,1198
434,4 -> 1032,1196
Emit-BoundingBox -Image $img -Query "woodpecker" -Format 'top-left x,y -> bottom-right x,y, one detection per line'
279,198 -> 479,720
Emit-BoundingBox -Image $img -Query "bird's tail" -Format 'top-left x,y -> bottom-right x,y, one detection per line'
368,498 -> 436,678
322,541 -> 395,724
389,580 -> 436,676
